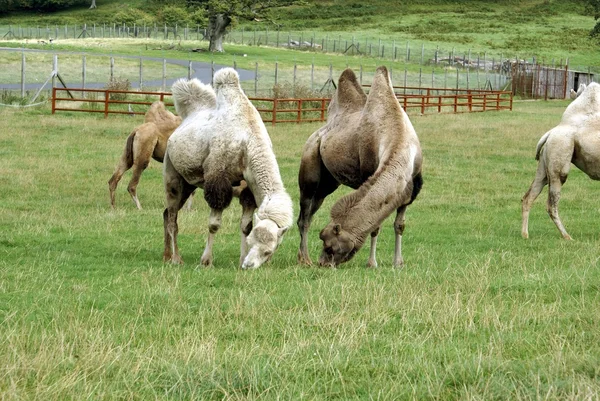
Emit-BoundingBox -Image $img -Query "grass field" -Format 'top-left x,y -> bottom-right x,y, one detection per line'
1,99 -> 599,399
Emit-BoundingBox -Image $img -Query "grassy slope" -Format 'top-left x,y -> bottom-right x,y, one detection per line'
0,0 -> 598,69
1,102 -> 599,399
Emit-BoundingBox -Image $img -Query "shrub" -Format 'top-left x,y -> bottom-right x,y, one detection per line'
105,77 -> 131,101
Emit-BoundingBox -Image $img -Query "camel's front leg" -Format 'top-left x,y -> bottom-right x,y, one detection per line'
366,227 -> 380,268
238,187 -> 257,267
393,206 -> 408,268
201,208 -> 223,266
163,154 -> 194,264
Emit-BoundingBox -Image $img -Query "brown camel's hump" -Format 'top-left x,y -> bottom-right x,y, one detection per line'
329,68 -> 367,116
362,66 -> 404,124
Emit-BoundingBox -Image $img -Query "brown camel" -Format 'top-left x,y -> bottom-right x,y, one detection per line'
108,101 -> 182,209
297,66 -> 423,268
522,82 -> 600,239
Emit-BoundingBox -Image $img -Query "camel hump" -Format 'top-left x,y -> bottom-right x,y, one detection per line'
144,101 -> 167,124
171,78 -> 216,120
330,68 -> 366,115
363,65 -> 400,115
214,67 -> 240,88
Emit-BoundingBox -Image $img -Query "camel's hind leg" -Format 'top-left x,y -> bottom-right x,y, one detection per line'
547,174 -> 572,240
128,136 -> 158,210
393,173 -> 423,268
163,154 -> 195,264
521,157 -> 548,239
366,227 -> 380,268
393,206 -> 407,268
108,132 -> 135,208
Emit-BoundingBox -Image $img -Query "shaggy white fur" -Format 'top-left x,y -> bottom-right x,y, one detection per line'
163,68 -> 293,269
171,78 -> 216,120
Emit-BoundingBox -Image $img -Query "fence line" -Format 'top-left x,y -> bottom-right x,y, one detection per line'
51,87 -> 512,123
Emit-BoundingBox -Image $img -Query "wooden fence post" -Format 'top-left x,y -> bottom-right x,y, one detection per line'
139,58 -> 143,90
104,89 -> 109,118
272,98 -> 278,126
82,55 -> 86,90
20,51 -> 25,97
51,87 -> 56,114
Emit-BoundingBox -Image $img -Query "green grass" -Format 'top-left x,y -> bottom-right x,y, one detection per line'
1,100 -> 600,399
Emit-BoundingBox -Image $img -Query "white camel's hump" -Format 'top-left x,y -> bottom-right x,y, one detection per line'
214,67 -> 240,88
171,78 -> 216,120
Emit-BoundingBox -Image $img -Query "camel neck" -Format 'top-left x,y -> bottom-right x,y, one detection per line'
331,147 -> 417,244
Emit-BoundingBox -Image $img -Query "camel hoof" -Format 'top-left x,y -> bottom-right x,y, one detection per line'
393,260 -> 405,269
521,232 -> 529,239
200,255 -> 213,266
164,255 -> 184,265
563,234 -> 573,240
297,254 -> 313,266
366,259 -> 378,268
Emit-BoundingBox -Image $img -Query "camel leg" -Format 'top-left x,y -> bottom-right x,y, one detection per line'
200,208 -> 223,266
366,227 -> 380,268
297,142 -> 340,265
108,134 -> 135,209
128,135 -> 156,210
127,162 -> 147,210
393,206 -> 408,268
547,177 -> 572,240
238,187 -> 257,267
163,155 -> 194,264
108,163 -> 128,209
521,158 -> 548,239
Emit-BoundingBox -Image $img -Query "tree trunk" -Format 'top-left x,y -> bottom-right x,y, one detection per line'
89,0 -> 96,9
208,14 -> 231,52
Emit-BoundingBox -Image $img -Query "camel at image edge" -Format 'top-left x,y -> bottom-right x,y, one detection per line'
522,81 -> 600,239
108,101 -> 182,210
297,66 -> 423,268
163,68 -> 293,269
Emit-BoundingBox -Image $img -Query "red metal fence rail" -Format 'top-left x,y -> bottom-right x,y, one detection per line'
52,87 -> 512,124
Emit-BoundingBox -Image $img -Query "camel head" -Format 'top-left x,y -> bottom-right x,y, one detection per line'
242,219 -> 289,269
318,223 -> 360,267
241,192 -> 293,269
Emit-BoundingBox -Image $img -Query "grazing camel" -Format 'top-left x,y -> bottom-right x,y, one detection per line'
108,101 -> 182,209
297,66 -> 423,268
522,81 -> 600,239
163,68 -> 293,269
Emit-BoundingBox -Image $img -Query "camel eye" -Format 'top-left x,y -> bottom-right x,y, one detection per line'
325,247 -> 334,255
263,250 -> 272,257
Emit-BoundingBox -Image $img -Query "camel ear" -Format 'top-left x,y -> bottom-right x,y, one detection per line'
277,226 -> 289,238
333,224 -> 342,235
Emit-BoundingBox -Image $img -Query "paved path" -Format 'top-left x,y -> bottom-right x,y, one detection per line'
0,47 -> 255,90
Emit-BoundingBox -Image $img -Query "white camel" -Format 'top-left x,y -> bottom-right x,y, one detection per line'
163,68 -> 293,269
522,81 -> 600,239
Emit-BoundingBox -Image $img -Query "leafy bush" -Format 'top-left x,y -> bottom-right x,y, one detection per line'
112,8 -> 155,26
105,77 -> 131,101
157,6 -> 191,27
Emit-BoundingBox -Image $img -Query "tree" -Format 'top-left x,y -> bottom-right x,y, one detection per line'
587,0 -> 600,37
89,0 -> 96,9
187,0 -> 303,52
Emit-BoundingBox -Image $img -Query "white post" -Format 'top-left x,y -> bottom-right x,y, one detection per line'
21,51 -> 25,97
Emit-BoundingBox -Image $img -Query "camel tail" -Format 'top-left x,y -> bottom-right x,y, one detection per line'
203,173 -> 233,211
535,132 -> 550,161
124,130 -> 136,168
171,78 -> 216,120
